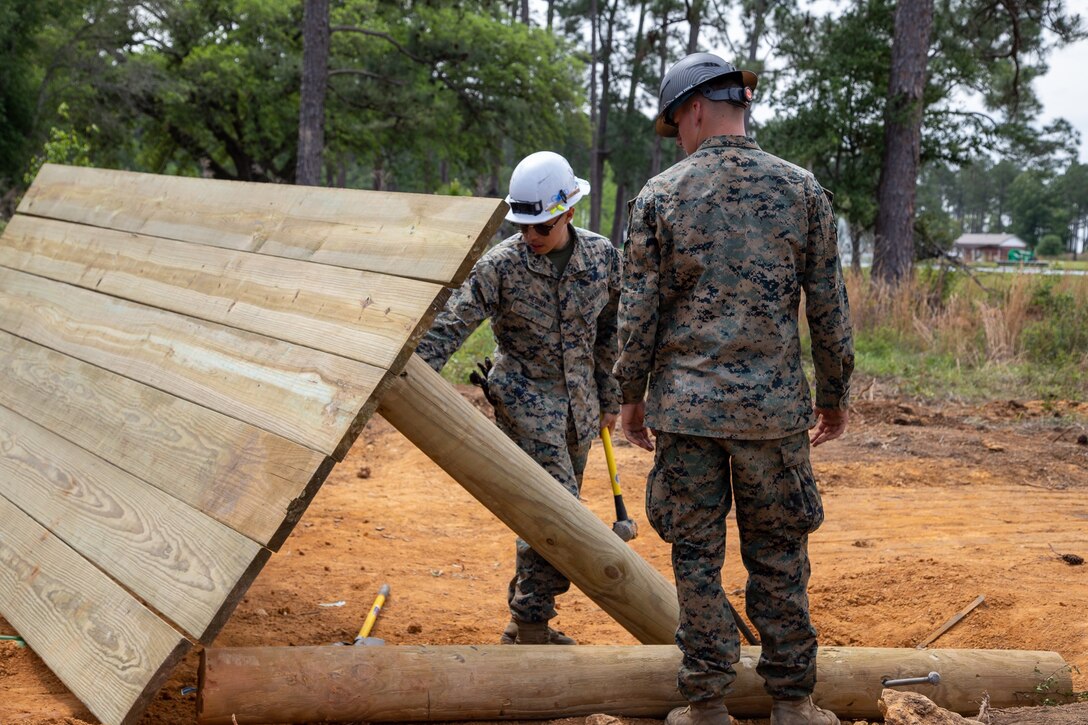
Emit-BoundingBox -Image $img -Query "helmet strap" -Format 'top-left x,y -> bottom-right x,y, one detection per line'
701,86 -> 753,109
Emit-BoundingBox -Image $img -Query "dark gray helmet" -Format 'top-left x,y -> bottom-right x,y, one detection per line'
655,52 -> 758,137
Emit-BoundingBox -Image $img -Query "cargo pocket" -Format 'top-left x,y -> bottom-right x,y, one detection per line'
780,433 -> 824,534
645,434 -> 676,543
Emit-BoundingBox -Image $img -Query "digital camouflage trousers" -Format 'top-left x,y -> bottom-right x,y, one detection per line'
501,416 -> 592,624
647,430 -> 825,702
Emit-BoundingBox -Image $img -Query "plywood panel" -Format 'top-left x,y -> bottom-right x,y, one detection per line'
0,267 -> 383,458
0,215 -> 446,371
17,163 -> 507,286
0,495 -> 190,725
0,331 -> 330,549
0,405 -> 269,642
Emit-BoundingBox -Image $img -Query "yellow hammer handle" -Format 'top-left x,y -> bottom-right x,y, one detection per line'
357,583 -> 390,639
601,427 -> 623,497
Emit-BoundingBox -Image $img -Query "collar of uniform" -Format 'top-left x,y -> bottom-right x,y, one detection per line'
523,224 -> 584,279
696,135 -> 761,153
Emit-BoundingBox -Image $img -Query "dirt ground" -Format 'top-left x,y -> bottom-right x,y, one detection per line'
2,383 -> 1087,725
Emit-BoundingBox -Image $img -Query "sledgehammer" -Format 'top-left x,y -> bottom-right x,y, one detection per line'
601,427 -> 638,541
335,583 -> 390,647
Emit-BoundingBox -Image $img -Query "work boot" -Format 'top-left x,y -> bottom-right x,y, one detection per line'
514,620 -> 549,644
666,699 -> 732,725
499,619 -> 577,645
769,696 -> 839,725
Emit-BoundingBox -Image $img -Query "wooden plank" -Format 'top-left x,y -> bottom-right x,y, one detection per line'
17,163 -> 507,286
0,404 -> 270,642
0,495 -> 191,725
0,266 -> 384,458
916,594 -> 986,649
0,214 -> 446,371
0,331 -> 330,550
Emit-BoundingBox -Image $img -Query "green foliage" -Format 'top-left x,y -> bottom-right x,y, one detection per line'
436,179 -> 473,197
1021,281 -> 1088,364
1032,665 -> 1087,707
439,321 -> 496,386
23,103 -> 98,185
325,1 -> 587,191
847,270 -> 1088,400
760,0 -> 890,231
1036,234 -> 1064,256
1008,168 -> 1069,246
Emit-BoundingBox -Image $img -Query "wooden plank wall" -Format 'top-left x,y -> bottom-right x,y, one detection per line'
0,164 -> 506,725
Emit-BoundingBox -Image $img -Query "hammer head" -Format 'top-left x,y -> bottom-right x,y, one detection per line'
353,636 -> 385,646
612,519 -> 638,542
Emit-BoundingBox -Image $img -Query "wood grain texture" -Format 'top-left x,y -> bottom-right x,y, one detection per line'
0,331 -> 330,549
0,215 -> 445,371
378,355 -> 680,645
0,495 -> 191,725
0,404 -> 269,641
17,163 -> 507,286
0,266 -> 382,458
198,644 -> 1071,723
0,164 -> 504,725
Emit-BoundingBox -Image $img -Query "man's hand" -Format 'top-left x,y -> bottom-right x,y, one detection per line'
600,411 -> 618,433
621,401 -> 654,451
810,406 -> 848,447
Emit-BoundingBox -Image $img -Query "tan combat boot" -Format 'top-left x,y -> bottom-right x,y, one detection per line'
769,696 -> 839,725
666,699 -> 733,725
513,620 -> 550,644
500,619 -> 577,644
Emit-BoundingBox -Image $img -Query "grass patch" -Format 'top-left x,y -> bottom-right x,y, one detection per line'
439,320 -> 496,385
435,270 -> 1088,404
846,270 -> 1088,401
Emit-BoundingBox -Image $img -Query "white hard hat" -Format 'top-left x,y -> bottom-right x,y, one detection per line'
504,151 -> 591,224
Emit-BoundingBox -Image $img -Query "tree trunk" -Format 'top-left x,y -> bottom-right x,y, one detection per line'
198,644 -> 1070,724
611,180 -> 626,246
685,0 -> 704,53
296,0 -> 330,187
850,223 -> 863,274
872,0 -> 934,286
591,1 -> 617,233
649,12 -> 669,178
741,0 -> 768,134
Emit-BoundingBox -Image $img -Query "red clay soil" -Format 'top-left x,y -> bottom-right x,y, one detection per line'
2,385 -> 1086,725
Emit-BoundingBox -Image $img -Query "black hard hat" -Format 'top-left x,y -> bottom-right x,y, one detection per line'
655,52 -> 758,137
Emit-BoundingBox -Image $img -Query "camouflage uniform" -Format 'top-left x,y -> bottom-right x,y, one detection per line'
417,225 -> 622,623
614,136 -> 853,701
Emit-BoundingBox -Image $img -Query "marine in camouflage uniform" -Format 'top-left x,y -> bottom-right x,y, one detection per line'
416,164 -> 622,632
615,53 -> 852,723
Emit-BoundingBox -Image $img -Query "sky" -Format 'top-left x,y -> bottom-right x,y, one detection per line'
1034,8 -> 1088,163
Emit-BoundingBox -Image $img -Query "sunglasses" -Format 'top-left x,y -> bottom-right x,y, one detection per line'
519,216 -> 565,236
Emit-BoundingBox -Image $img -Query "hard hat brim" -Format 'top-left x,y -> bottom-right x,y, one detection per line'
654,69 -> 758,138
504,177 -> 590,224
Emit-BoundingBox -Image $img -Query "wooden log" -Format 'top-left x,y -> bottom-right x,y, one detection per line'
198,644 -> 1071,723
376,355 -> 679,644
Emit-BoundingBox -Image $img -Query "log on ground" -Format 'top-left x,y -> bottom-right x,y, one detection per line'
197,644 -> 1071,724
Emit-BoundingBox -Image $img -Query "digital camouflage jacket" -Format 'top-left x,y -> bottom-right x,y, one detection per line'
417,226 -> 623,447
614,135 -> 854,439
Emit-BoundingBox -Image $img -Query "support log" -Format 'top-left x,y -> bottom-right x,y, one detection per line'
198,644 -> 1070,724
376,355 -> 679,644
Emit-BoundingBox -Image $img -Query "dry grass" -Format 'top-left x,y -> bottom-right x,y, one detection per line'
844,269 -> 1088,366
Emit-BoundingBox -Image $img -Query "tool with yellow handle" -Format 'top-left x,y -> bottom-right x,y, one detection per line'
353,583 -> 390,646
601,427 -> 638,541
